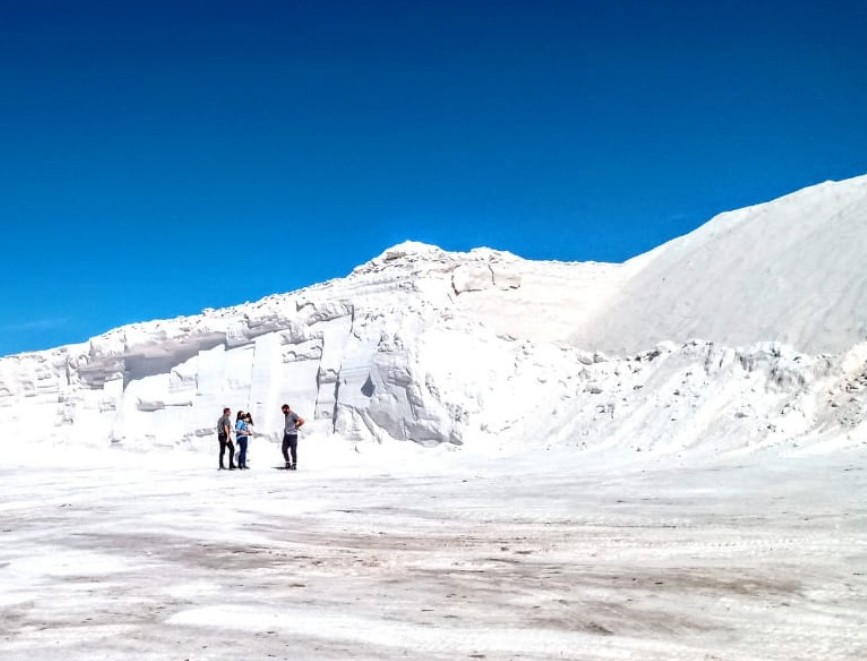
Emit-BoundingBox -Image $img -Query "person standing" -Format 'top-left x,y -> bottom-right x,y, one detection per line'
243,412 -> 254,468
235,410 -> 250,470
281,403 -> 305,470
217,407 -> 236,470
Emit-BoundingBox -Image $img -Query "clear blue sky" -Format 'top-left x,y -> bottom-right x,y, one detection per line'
2,0 -> 866,356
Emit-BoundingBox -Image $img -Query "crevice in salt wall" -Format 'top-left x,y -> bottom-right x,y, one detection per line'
122,334 -> 228,389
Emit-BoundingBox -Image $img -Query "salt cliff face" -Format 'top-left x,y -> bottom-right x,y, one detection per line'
2,176 -> 867,460
1,243 -> 545,453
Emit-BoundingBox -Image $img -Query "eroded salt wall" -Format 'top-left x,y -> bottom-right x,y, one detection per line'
2,242 -> 866,459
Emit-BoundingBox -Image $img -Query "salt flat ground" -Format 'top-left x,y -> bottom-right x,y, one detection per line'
1,443 -> 865,661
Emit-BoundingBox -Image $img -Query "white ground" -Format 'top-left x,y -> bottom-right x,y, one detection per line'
2,442 -> 865,660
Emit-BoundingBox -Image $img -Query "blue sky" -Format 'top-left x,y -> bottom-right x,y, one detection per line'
2,0 -> 866,356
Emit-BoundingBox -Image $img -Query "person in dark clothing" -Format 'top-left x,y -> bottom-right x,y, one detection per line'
217,407 -> 236,470
281,403 -> 305,470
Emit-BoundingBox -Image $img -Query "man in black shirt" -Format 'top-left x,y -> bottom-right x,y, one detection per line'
217,407 -> 236,470
281,403 -> 305,470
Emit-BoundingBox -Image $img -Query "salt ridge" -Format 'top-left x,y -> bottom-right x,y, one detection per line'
2,175 -> 866,461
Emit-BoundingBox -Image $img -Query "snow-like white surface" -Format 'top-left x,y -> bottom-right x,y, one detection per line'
2,176 -> 867,658
1,449 -> 865,660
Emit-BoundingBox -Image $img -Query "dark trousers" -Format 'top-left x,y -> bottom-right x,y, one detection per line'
282,433 -> 298,466
219,434 -> 235,468
237,437 -> 248,468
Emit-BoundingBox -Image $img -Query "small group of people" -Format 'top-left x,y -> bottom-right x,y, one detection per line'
216,408 -> 254,470
216,403 -> 305,471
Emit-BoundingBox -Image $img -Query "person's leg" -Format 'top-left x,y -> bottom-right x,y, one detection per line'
282,434 -> 291,467
289,436 -> 298,469
218,435 -> 227,469
238,438 -> 247,468
227,440 -> 236,469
